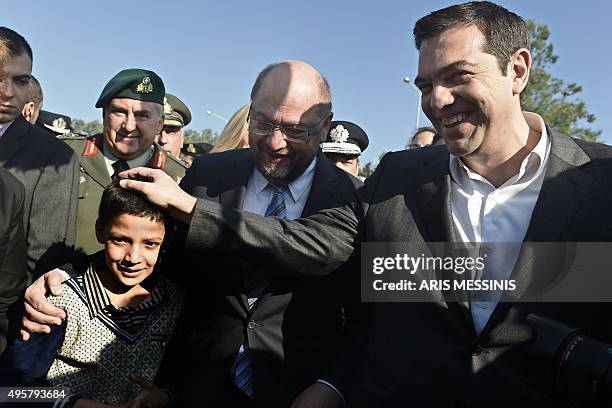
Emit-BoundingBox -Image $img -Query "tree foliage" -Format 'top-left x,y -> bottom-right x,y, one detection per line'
184,128 -> 219,145
522,21 -> 600,141
72,119 -> 103,136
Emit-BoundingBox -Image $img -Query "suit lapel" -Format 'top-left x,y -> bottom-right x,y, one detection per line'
219,153 -> 255,315
0,116 -> 29,167
413,148 -> 475,336
301,151 -> 340,217
220,152 -> 253,210
415,148 -> 455,243
481,130 -> 593,335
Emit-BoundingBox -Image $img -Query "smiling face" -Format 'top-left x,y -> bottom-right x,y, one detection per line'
0,52 -> 32,123
415,25 -> 517,158
249,61 -> 331,185
96,213 -> 165,290
103,98 -> 163,160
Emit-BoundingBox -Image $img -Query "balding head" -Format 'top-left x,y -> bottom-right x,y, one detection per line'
250,60 -> 332,118
248,60 -> 333,185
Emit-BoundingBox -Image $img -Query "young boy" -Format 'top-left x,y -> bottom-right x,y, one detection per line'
0,182 -> 184,407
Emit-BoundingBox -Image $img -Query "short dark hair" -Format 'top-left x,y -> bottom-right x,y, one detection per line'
413,1 -> 529,75
98,181 -> 166,228
27,75 -> 43,105
0,27 -> 33,62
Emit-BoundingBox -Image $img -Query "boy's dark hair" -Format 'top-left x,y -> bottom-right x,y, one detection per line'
98,181 -> 166,228
0,27 -> 33,62
413,1 -> 529,75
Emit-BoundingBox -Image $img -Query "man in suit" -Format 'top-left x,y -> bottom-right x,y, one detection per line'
0,167 -> 26,354
23,61 -> 362,407
0,27 -> 79,280
120,2 -> 612,406
154,60 -> 362,407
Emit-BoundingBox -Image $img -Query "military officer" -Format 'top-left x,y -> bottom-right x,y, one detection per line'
158,93 -> 191,159
60,68 -> 187,255
321,120 -> 369,179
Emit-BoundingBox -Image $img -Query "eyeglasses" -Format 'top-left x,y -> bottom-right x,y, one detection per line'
247,109 -> 326,143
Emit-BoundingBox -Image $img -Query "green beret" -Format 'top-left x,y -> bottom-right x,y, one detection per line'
164,93 -> 192,127
95,68 -> 165,108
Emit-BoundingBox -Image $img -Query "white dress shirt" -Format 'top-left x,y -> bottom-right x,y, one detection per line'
449,112 -> 550,334
243,156 -> 316,219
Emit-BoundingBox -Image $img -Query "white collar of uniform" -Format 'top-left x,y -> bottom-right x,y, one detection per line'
102,138 -> 155,176
449,111 -> 550,188
0,119 -> 15,140
252,155 -> 317,203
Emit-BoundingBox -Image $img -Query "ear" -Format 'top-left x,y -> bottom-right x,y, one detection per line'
320,111 -> 333,142
155,113 -> 164,134
95,219 -> 105,244
510,48 -> 531,95
22,102 -> 34,121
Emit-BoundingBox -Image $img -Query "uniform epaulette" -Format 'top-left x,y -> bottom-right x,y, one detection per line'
165,151 -> 189,170
57,132 -> 88,140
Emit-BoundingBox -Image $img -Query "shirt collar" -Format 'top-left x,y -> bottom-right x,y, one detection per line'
0,120 -> 15,140
251,155 -> 317,203
102,138 -> 154,175
449,111 -> 549,188
82,256 -> 165,319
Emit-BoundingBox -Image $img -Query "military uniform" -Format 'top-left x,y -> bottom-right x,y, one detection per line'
60,133 -> 186,255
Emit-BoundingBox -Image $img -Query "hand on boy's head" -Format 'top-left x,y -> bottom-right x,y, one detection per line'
128,377 -> 170,408
118,167 -> 197,225
20,269 -> 68,341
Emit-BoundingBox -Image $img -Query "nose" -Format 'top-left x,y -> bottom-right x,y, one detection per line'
158,131 -> 167,145
123,112 -> 137,133
125,245 -> 142,264
429,84 -> 454,111
0,78 -> 15,99
266,128 -> 288,151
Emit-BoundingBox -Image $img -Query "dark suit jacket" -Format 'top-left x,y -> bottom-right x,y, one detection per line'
186,130 -> 612,407
0,167 -> 26,354
0,116 -> 79,279
161,148 -> 363,407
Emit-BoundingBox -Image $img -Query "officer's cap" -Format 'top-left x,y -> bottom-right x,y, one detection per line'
321,121 -> 369,156
95,68 -> 165,108
164,93 -> 192,127
36,110 -> 72,135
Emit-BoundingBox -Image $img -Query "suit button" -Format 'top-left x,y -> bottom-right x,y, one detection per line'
472,345 -> 482,356
247,320 -> 257,330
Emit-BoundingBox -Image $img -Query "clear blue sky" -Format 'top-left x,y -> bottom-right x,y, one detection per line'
4,0 -> 610,164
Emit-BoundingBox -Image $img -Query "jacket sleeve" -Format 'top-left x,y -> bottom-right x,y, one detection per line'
0,177 -> 27,354
0,322 -> 66,386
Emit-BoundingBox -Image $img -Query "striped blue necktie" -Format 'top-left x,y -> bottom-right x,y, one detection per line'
234,185 -> 287,398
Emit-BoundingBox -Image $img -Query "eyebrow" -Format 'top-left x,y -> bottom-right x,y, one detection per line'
13,74 -> 32,81
251,110 -> 303,127
109,104 -> 151,115
414,60 -> 478,88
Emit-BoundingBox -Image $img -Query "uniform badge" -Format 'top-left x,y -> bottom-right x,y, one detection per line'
187,143 -> 196,154
79,175 -> 86,184
52,117 -> 67,129
163,97 -> 173,115
135,76 -> 154,94
330,124 -> 350,143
